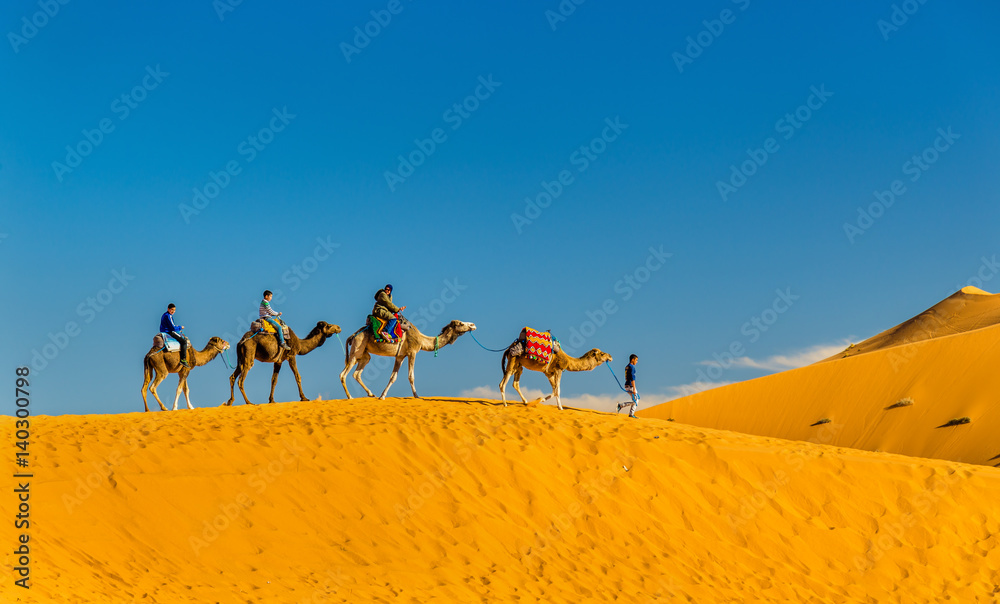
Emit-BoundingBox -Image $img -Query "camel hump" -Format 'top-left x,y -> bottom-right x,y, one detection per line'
153,332 -> 184,352
521,327 -> 554,365
252,319 -> 290,340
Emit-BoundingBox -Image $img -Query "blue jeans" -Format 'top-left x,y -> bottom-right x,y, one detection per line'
264,317 -> 285,344
167,330 -> 188,361
625,385 -> 638,413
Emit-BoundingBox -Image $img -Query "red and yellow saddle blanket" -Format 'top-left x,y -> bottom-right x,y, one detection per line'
521,327 -> 553,365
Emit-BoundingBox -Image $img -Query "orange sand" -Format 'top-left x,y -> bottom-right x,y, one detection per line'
645,288 -> 1000,466
3,398 -> 1000,602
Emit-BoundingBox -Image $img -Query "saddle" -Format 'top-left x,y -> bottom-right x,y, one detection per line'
152,332 -> 187,353
519,327 -> 553,365
369,314 -> 405,344
251,318 -> 290,340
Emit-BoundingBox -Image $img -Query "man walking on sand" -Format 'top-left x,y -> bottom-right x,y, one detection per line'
617,354 -> 639,418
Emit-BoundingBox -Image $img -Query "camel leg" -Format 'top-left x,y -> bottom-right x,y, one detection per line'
288,355 -> 309,402
539,370 -> 555,403
149,371 -> 169,412
379,355 -> 406,400
227,365 -> 241,406
183,378 -> 194,410
340,351 -> 357,399
141,364 -> 153,413
172,372 -> 187,411
512,365 -> 528,404
499,355 -> 515,407
269,362 -> 282,404
407,353 -> 418,398
238,359 -> 255,405
353,352 -> 375,398
545,370 -> 564,410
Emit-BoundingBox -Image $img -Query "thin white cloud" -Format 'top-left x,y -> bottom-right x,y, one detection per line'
460,385 -> 507,399
460,386 -> 628,412
461,384 -> 735,410
698,339 -> 852,372
662,380 -> 734,400
458,341 -> 852,410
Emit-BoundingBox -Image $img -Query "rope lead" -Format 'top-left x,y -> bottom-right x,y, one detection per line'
606,361 -> 639,400
469,332 -> 509,353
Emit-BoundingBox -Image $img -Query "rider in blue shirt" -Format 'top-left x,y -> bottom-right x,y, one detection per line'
160,304 -> 190,366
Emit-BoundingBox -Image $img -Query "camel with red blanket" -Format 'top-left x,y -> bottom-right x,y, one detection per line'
499,328 -> 612,410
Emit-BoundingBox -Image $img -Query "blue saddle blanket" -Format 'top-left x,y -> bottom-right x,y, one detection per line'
158,332 -> 183,352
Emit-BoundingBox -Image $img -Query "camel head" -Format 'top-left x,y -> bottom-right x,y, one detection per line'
585,349 -> 613,364
307,321 -> 342,340
208,336 -> 231,352
441,320 -> 476,335
321,321 -> 342,336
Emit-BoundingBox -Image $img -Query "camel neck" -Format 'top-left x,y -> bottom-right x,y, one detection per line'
194,346 -> 221,367
296,331 -> 326,354
554,348 -> 599,372
417,328 -> 457,351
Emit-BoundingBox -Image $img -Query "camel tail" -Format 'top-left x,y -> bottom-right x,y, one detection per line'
141,354 -> 154,391
344,333 -> 356,364
501,348 -> 509,376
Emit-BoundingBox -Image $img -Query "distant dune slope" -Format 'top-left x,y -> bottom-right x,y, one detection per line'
644,289 -> 1000,465
826,286 -> 1000,360
3,399 -> 1000,602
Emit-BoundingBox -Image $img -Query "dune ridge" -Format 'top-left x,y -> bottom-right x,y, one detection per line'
827,287 -> 1000,360
645,289 -> 1000,465
3,398 -> 1000,602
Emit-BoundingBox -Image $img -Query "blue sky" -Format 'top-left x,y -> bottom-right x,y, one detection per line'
2,1 -> 998,415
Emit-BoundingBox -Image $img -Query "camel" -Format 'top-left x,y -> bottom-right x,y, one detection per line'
340,319 -> 477,399
226,321 -> 341,405
141,336 -> 231,412
499,339 -> 612,410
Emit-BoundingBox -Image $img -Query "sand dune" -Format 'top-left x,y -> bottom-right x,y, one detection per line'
4,398 -> 1000,602
644,289 -> 1000,466
827,286 -> 1000,360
